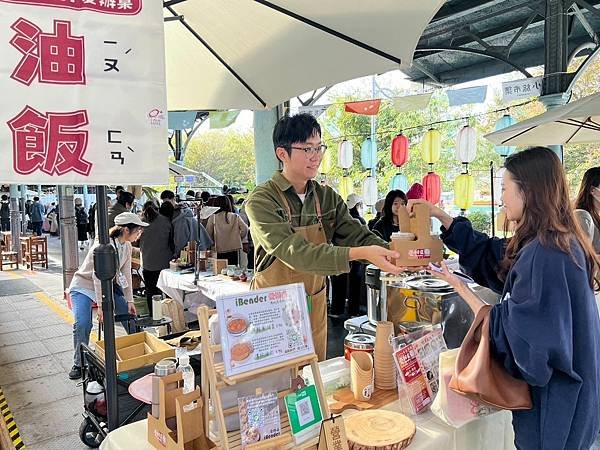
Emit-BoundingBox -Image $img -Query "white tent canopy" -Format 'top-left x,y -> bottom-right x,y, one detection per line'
169,161 -> 199,176
485,93 -> 600,146
164,0 -> 444,110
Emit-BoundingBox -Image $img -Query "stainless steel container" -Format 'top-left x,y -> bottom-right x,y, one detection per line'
152,357 -> 177,418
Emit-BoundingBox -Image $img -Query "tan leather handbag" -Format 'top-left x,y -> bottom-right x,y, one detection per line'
449,304 -> 533,410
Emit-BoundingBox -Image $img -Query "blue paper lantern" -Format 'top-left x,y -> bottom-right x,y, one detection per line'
389,173 -> 409,192
494,114 -> 517,157
360,137 -> 378,169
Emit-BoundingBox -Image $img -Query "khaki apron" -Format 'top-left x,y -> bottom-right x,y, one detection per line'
251,182 -> 328,361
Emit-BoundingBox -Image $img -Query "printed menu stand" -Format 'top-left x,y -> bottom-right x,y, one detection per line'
197,283 -> 329,450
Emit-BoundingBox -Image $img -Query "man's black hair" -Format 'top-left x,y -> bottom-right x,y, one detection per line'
117,191 -> 135,206
1,195 -> 8,201
272,113 -> 321,162
160,190 -> 175,201
33,196 -> 39,201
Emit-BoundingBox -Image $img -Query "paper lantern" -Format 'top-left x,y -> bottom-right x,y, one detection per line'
493,167 -> 506,206
455,125 -> 477,163
420,129 -> 441,165
391,134 -> 409,167
494,114 -> 517,157
454,173 -> 475,211
389,173 -> 409,192
362,176 -> 378,206
339,176 -> 353,200
360,137 -> 378,169
423,171 -> 441,205
319,146 -> 333,174
338,139 -> 353,169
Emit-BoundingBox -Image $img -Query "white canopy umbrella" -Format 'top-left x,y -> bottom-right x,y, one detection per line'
485,93 -> 600,146
164,0 -> 444,110
169,161 -> 199,176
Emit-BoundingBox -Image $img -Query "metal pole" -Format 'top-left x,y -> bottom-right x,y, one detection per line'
490,161 -> 495,238
540,0 -> 570,161
20,184 -> 27,234
370,75 -> 377,215
58,186 -> 79,289
175,130 -> 183,197
93,185 -> 119,430
9,185 -> 21,262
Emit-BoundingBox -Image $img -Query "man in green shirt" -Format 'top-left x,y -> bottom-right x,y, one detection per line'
246,113 -> 400,360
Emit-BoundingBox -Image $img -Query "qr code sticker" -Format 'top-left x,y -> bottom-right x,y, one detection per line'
296,397 -> 314,427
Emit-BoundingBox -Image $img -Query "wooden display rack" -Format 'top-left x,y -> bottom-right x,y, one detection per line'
198,306 -> 330,450
147,371 -> 216,450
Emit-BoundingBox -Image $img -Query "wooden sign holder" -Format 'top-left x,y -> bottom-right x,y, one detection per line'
197,306 -> 330,450
317,415 -> 349,450
147,372 -> 216,449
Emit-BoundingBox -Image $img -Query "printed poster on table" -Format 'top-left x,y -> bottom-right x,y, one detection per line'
217,283 -> 314,377
238,391 -> 281,448
0,0 -> 168,185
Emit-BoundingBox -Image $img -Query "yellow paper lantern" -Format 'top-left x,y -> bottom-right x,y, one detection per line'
454,173 -> 475,211
339,176 -> 353,200
420,129 -> 441,165
319,147 -> 333,174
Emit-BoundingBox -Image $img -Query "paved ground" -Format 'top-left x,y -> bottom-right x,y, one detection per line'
0,235 -> 115,449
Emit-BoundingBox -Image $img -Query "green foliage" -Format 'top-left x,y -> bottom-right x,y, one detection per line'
184,131 -> 256,191
465,210 -> 492,235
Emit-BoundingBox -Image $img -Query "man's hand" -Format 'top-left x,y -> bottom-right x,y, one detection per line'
349,246 -> 401,274
407,199 -> 454,229
128,302 -> 137,316
97,307 -> 104,324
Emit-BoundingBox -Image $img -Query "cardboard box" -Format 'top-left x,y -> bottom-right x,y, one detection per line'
210,258 -> 228,275
390,203 -> 443,267
95,331 -> 174,373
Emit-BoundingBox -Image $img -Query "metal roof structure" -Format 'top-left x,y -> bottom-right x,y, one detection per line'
406,0 -> 600,90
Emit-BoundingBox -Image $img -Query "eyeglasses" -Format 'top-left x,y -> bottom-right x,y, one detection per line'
289,144 -> 328,157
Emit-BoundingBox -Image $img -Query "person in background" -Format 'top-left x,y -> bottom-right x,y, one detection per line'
406,182 -> 425,200
200,191 -> 211,204
30,196 -> 45,236
185,190 -> 196,201
206,195 -> 248,265
1,194 -> 10,232
367,198 -> 384,230
372,190 -> 408,242
160,190 -> 212,255
75,198 -> 89,250
108,191 -> 134,228
238,199 -> 254,269
139,201 -> 174,314
25,199 -> 33,231
420,147 -> 600,449
68,212 -> 147,380
330,194 -> 368,318
574,167 -> 600,254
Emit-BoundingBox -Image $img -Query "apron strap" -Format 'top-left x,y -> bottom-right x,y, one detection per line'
311,181 -> 323,225
270,181 -> 293,224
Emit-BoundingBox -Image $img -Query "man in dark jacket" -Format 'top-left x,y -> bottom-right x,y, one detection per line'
30,196 -> 45,236
107,191 -> 134,228
0,195 -> 10,232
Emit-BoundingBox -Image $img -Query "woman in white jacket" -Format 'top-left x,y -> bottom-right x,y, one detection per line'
67,212 -> 148,380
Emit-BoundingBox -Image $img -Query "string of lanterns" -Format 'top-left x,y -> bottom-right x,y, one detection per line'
320,105 -> 524,214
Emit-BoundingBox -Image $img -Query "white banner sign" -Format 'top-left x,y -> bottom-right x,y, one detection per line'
502,77 -> 542,102
0,0 -> 168,185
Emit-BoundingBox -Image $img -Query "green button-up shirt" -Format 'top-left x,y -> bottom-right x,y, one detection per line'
246,172 -> 388,276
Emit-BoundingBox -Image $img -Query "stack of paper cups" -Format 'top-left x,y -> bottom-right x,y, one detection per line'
374,321 -> 397,390
350,352 -> 374,401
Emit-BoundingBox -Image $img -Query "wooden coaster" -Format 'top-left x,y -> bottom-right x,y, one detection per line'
345,410 -> 416,450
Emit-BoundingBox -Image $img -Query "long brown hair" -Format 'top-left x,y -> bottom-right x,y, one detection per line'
574,166 -> 600,232
498,147 -> 600,290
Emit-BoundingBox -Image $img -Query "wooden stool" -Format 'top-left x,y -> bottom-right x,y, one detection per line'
0,251 -> 19,270
23,236 -> 48,270
1,231 -> 12,252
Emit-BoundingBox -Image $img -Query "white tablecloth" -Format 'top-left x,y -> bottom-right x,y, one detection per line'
157,269 -> 250,322
100,409 -> 515,450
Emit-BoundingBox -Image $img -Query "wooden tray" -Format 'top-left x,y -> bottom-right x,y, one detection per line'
345,410 -> 416,450
329,387 -> 398,414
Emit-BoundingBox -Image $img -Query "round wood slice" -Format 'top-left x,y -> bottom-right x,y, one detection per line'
345,410 -> 416,450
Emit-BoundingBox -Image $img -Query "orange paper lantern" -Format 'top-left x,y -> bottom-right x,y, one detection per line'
423,171 -> 441,205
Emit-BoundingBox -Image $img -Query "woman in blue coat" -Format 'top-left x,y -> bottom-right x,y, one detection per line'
413,147 -> 600,450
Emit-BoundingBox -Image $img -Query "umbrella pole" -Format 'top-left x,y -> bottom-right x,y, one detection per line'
93,185 -> 120,430
490,161 -> 495,238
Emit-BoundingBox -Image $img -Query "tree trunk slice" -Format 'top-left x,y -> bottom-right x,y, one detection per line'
345,410 -> 416,450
